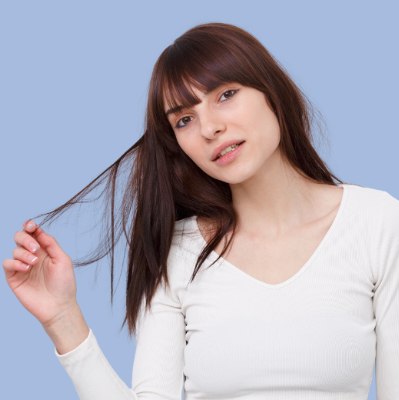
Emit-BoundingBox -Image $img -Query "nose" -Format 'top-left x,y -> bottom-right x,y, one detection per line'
199,108 -> 226,140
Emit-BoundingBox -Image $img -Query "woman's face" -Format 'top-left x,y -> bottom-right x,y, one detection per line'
164,82 -> 282,185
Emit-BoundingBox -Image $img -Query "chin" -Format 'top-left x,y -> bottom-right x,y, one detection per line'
216,173 -> 254,186
201,164 -> 255,185
223,178 -> 250,186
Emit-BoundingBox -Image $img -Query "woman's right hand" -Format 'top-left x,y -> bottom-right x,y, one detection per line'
2,220 -> 78,328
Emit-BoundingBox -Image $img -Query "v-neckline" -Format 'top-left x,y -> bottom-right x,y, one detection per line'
190,183 -> 349,289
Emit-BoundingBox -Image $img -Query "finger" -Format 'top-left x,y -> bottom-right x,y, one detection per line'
3,258 -> 31,277
14,231 -> 41,254
13,247 -> 39,267
30,226 -> 65,261
23,219 -> 40,234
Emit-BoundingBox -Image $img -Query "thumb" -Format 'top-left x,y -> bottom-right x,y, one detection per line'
32,226 -> 66,261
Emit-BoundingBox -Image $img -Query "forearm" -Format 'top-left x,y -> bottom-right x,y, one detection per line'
42,303 -> 90,355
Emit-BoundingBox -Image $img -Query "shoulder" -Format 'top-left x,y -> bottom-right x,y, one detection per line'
347,183 -> 399,234
346,183 -> 396,204
346,183 -> 399,212
171,215 -> 202,249
164,216 -> 203,279
378,189 -> 399,234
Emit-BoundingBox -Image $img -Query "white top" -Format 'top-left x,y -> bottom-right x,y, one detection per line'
55,183 -> 399,399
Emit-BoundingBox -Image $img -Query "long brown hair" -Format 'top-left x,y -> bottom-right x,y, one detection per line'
32,22 -> 343,335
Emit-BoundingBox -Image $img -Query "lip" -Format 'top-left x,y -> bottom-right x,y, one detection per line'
215,142 -> 244,166
211,140 -> 245,161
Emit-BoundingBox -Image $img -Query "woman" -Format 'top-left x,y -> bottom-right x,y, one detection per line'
3,22 -> 399,399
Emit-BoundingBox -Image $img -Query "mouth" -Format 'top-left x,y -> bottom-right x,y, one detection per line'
213,141 -> 245,161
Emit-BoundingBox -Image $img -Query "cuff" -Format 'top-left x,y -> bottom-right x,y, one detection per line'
54,328 -> 95,365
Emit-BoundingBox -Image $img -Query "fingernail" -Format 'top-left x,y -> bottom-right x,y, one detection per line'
27,221 -> 36,230
30,244 -> 39,253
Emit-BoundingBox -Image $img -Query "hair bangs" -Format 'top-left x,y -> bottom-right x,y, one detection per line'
161,41 -> 244,117
162,74 -> 204,116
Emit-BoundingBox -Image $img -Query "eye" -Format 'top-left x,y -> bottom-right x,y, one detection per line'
219,89 -> 239,102
175,115 -> 193,129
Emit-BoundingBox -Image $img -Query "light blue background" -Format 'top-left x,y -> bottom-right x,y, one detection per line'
1,1 -> 398,399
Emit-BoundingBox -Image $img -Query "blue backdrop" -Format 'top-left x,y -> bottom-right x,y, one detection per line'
1,1 -> 398,399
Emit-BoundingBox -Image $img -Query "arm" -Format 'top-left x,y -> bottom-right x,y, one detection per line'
373,192 -> 399,399
44,305 -> 137,399
3,220 -> 136,399
55,329 -> 139,400
54,278 -> 185,400
43,303 -> 90,355
3,220 -> 185,400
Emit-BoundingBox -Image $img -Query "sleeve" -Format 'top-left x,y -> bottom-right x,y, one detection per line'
372,192 -> 399,399
55,278 -> 186,400
56,329 -> 137,400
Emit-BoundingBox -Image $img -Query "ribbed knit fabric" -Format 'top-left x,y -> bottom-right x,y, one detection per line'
56,183 -> 399,399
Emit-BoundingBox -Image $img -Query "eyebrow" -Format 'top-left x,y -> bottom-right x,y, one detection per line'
165,105 -> 186,117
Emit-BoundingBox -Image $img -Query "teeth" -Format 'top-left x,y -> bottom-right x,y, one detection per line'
219,143 -> 240,158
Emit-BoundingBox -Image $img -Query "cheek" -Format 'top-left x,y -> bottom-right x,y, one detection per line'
175,136 -> 214,175
254,105 -> 281,142
175,136 -> 191,157
175,136 -> 200,164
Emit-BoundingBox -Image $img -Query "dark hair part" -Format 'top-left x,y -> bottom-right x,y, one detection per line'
32,22 -> 344,336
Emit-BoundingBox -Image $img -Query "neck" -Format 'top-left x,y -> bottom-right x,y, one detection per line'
229,150 -> 333,239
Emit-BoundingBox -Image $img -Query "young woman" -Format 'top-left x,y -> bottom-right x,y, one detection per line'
3,22 -> 399,400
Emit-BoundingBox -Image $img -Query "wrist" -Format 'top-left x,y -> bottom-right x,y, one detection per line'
42,303 -> 90,355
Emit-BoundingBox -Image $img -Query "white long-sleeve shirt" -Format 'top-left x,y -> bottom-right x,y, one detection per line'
56,183 -> 399,399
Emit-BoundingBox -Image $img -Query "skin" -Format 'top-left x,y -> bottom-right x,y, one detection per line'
166,82 -> 343,240
2,223 -> 89,354
4,223 -> 75,322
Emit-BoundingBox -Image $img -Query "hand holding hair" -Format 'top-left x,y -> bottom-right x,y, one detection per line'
3,220 -> 89,354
